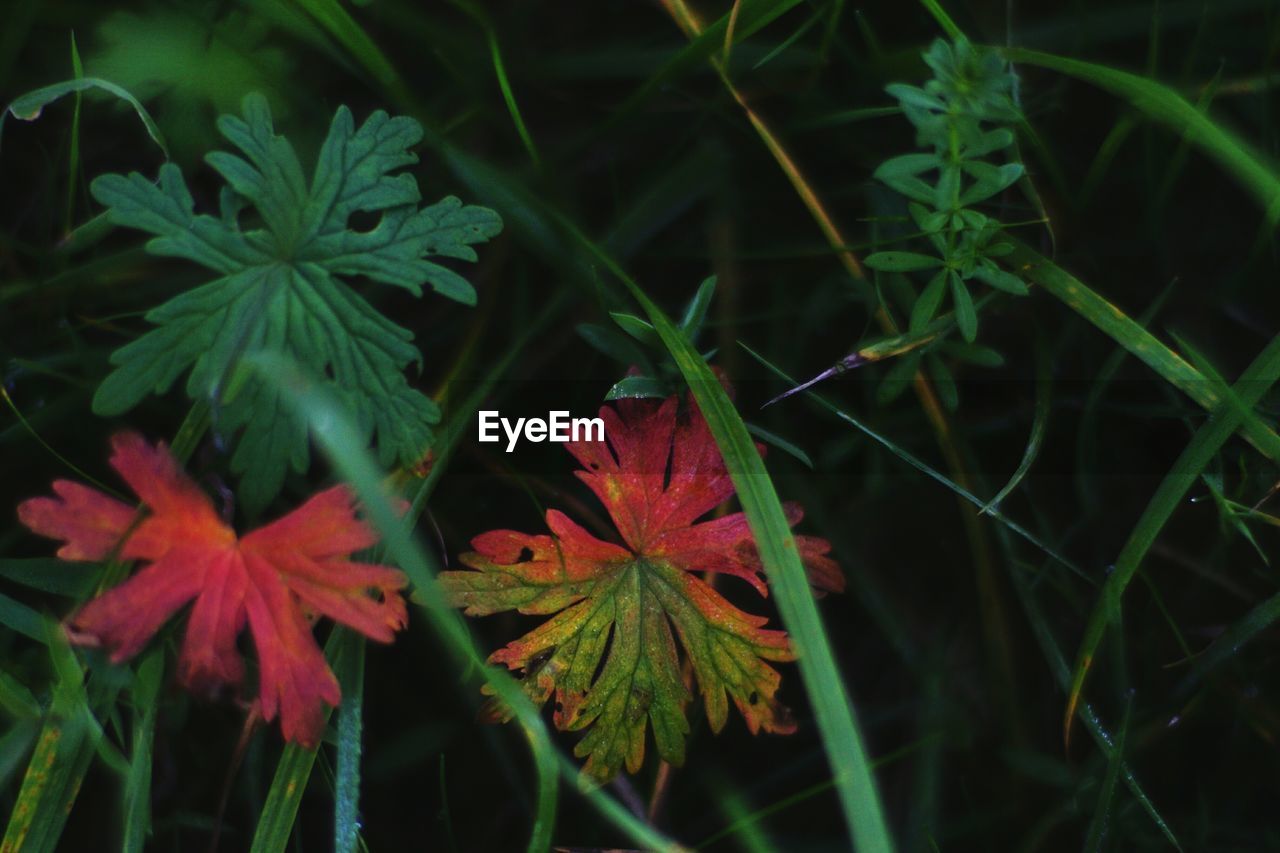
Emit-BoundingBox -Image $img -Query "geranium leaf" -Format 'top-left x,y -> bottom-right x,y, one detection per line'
88,93 -> 502,511
17,432 -> 409,746
441,394 -> 843,781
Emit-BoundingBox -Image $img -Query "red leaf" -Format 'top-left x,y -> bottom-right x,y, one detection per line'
17,432 -> 407,746
441,392 -> 843,780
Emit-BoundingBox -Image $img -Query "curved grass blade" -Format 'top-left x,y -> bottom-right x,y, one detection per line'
1082,694 -> 1133,852
447,0 -> 541,167
1178,589 -> 1280,692
1063,334 -> 1280,744
253,353 -> 684,853
0,77 -> 167,158
916,0 -> 963,40
744,344 -> 1093,585
1007,239 -> 1280,462
250,684 -> 333,853
289,0 -> 400,91
998,537 -> 1180,849
979,337 -> 1052,515
63,34 -> 83,236
559,244 -> 894,852
1001,47 -> 1280,225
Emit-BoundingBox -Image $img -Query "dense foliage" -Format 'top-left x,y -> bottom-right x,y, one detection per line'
3,1 -> 1280,851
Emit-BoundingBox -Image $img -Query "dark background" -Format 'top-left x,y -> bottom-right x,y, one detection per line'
3,0 -> 1280,850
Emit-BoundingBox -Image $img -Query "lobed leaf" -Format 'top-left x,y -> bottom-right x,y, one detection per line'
88,93 -> 502,510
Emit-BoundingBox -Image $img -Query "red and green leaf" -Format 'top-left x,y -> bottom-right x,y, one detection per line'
441,394 -> 843,780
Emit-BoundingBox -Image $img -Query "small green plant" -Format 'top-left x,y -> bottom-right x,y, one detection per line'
866,36 -> 1029,343
89,93 -> 502,511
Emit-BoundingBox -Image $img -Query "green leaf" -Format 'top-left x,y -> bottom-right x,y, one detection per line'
934,163 -> 961,210
873,156 -> 938,203
746,423 -> 815,469
874,152 -> 941,181
910,270 -> 948,332
0,591 -> 52,643
609,311 -> 662,348
0,671 -> 41,720
88,93 -> 501,511
446,549 -> 793,780
973,261 -> 1029,295
925,353 -> 958,412
963,128 -> 1014,158
679,275 -> 717,337
605,375 -> 669,400
864,251 -> 943,272
943,342 -> 1005,368
576,323 -> 652,370
877,353 -> 922,406
950,272 -> 977,342
959,161 -> 1023,206
0,558 -> 96,597
884,83 -> 945,112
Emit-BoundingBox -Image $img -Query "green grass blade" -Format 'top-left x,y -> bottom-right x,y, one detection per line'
251,298 -> 570,853
979,337 -> 1052,515
916,0 -> 963,40
1007,239 -> 1280,462
487,30 -> 540,167
1001,46 -> 1280,225
744,345 -> 1093,585
0,405 -> 208,853
250,723 -> 327,853
1082,694 -> 1133,852
0,671 -> 41,720
0,77 -> 167,158
251,629 -> 360,853
252,353 -> 684,853
122,649 -> 162,853
0,627 -> 118,853
0,721 -> 40,791
1180,590 -> 1280,690
0,558 -> 95,598
288,0 -> 401,90
0,715 -> 94,853
333,636 -> 366,853
446,0 -> 541,167
0,591 -> 52,643
998,538 -> 1181,849
63,33 -> 83,236
561,245 -> 893,852
1064,334 -> 1280,740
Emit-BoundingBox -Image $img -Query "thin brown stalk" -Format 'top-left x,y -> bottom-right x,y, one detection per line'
657,0 -> 1023,744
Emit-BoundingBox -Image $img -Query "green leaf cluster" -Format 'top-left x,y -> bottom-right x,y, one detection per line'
866,37 -> 1029,343
576,274 -> 716,400
89,93 -> 502,511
